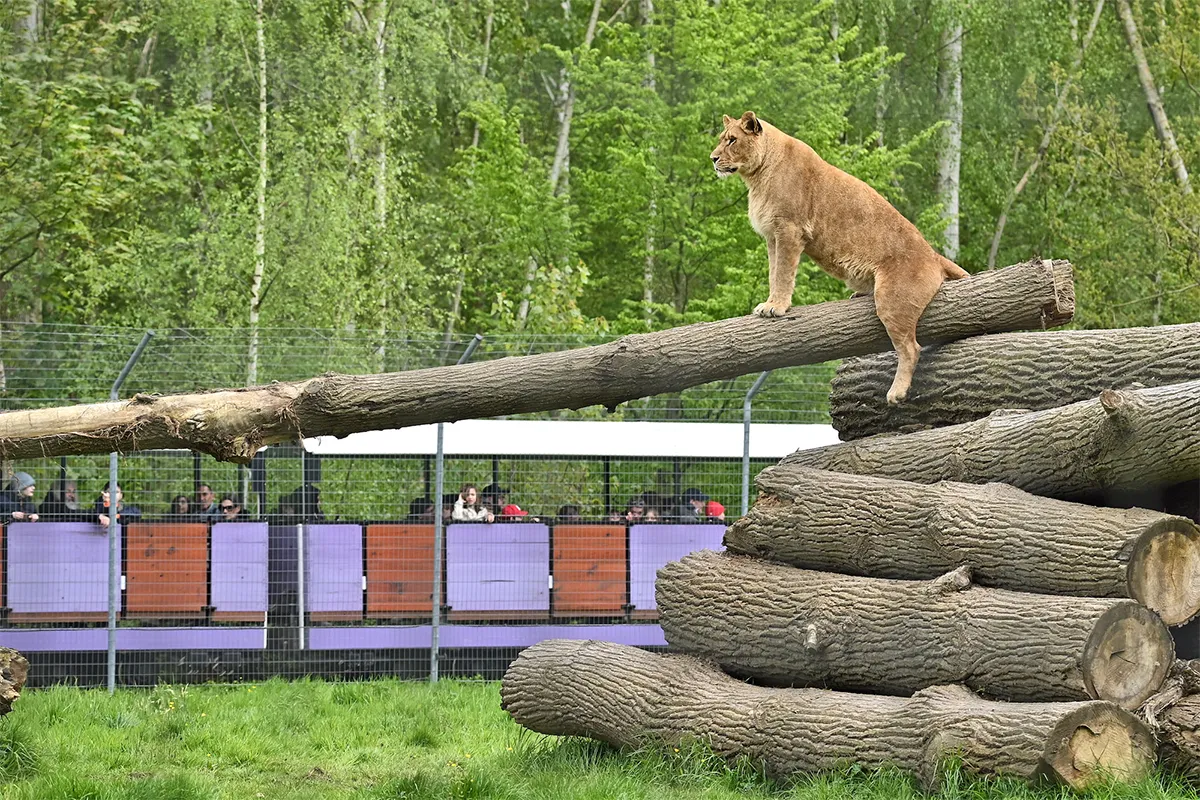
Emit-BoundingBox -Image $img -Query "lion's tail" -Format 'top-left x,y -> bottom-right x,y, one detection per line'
938,255 -> 970,281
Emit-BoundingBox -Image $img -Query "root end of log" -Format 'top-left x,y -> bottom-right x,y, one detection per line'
1127,519 -> 1200,626
1041,704 -> 1156,789
1082,602 -> 1173,710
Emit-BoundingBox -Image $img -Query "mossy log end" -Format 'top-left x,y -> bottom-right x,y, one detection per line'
778,380 -> 1200,500
830,322 -> 1200,440
726,466 -> 1200,625
0,260 -> 1072,463
656,551 -> 1173,709
500,639 -> 1155,790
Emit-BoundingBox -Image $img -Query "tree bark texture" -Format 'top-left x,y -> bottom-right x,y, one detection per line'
0,648 -> 29,715
829,322 -> 1200,440
726,466 -> 1200,625
500,639 -> 1156,790
656,551 -> 1173,709
784,380 -> 1200,501
0,260 -> 1074,464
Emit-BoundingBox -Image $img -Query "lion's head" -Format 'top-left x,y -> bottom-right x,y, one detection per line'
710,111 -> 765,178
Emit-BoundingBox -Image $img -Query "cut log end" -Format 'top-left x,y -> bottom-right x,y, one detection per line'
1082,602 -> 1173,710
1127,519 -> 1200,626
1041,703 -> 1156,789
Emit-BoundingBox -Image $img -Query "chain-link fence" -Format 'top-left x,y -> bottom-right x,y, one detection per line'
0,322 -> 836,687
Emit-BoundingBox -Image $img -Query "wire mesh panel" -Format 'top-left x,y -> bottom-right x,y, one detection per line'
0,321 -> 835,685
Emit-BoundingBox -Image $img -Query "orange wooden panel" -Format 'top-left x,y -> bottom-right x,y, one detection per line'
125,522 -> 209,616
552,524 -> 627,616
365,524 -> 436,616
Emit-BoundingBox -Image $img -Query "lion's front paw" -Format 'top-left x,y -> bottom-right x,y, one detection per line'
753,301 -> 789,318
886,386 -> 908,405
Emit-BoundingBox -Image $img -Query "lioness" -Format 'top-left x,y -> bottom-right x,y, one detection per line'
711,111 -> 969,404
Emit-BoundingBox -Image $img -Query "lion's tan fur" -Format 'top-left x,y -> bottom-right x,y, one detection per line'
711,111 -> 969,404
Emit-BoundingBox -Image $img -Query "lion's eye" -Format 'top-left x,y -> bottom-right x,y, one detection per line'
728,137 -> 737,145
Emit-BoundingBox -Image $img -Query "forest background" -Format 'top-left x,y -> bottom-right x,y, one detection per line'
2,0 -> 1199,384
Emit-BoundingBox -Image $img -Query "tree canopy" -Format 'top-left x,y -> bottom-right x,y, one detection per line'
3,0 -> 1197,343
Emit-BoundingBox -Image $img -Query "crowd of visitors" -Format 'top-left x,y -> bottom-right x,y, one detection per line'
401,483 -> 727,525
3,470 -> 728,527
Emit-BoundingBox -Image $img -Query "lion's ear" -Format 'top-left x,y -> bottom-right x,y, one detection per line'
740,111 -> 763,134
722,114 -> 734,127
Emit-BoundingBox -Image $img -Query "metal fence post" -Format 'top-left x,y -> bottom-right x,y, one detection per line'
107,330 -> 154,694
432,333 -> 483,683
741,371 -> 771,518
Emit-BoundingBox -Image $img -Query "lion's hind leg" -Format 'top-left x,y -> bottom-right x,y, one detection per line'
872,261 -> 943,405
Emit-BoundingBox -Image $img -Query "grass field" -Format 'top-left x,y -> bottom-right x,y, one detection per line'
0,678 -> 1194,800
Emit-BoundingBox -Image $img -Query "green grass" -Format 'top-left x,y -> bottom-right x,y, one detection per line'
0,679 -> 1193,799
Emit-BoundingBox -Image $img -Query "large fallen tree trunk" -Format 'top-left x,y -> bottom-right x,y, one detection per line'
777,380 -> 1200,500
501,639 -> 1156,790
656,551 -> 1173,709
0,260 -> 1073,463
830,323 -> 1200,440
726,466 -> 1200,625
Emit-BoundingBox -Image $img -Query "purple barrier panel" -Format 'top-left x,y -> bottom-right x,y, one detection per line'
304,524 -> 363,616
268,524 -> 300,594
628,524 -> 726,612
0,627 -> 266,651
446,523 -> 549,614
211,522 -> 269,615
6,522 -> 117,616
305,624 -> 666,650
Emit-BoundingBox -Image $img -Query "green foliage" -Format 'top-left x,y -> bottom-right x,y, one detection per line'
2,0 -> 1199,348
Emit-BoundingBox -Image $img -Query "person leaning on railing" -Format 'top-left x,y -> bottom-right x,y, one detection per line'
94,482 -> 141,529
453,483 -> 494,523
0,472 -> 39,523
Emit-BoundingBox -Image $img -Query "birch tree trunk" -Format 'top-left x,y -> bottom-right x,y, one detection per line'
874,6 -> 888,148
987,0 -> 1105,269
373,0 -> 389,368
17,0 -> 39,45
641,0 -> 656,328
501,640 -> 1156,790
247,0 -> 267,387
1115,0 -> 1191,193
935,13 -> 963,262
517,0 -> 602,326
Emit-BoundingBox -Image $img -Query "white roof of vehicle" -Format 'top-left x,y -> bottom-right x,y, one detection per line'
302,419 -> 837,459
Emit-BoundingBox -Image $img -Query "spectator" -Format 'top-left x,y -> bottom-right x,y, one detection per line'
441,493 -> 458,525
1,472 -> 39,523
480,483 -> 509,514
39,478 -> 79,517
95,482 -> 141,528
556,504 -> 582,523
499,503 -> 539,522
676,488 -> 708,523
642,491 -> 672,520
624,495 -> 646,523
195,484 -> 221,520
453,483 -> 493,522
218,494 -> 242,521
644,507 -> 661,522
167,495 -> 191,518
407,497 -> 434,523
269,484 -> 323,523
706,499 -> 727,522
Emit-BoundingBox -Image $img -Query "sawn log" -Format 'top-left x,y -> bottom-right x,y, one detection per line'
725,466 -> 1200,625
830,322 -> 1200,440
0,260 -> 1073,463
777,380 -> 1200,500
656,551 -> 1173,709
500,639 -> 1156,790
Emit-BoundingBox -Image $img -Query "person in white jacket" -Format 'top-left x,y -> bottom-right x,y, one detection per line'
452,483 -> 494,523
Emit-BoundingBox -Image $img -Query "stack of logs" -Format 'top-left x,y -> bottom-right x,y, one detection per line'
502,282 -> 1200,788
